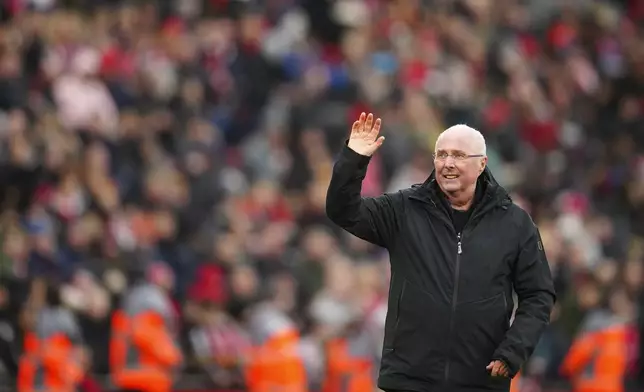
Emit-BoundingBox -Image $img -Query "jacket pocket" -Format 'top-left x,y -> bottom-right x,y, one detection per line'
503,292 -> 511,328
450,293 -> 510,389
381,279 -> 449,382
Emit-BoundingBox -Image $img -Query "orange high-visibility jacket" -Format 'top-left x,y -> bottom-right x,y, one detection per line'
110,284 -> 183,392
322,336 -> 374,392
510,371 -> 521,392
561,311 -> 628,392
18,308 -> 85,392
245,328 -> 308,392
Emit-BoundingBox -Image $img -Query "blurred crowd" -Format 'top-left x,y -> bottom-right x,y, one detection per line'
0,0 -> 644,390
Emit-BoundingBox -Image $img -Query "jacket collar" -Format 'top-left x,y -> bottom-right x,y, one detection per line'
408,167 -> 511,214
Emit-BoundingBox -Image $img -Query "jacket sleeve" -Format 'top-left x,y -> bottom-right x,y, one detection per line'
326,145 -> 403,248
493,214 -> 556,377
132,311 -> 183,367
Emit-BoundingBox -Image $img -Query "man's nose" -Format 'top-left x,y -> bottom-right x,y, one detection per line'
444,156 -> 456,167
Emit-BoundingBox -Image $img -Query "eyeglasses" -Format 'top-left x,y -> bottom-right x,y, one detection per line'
433,151 -> 485,161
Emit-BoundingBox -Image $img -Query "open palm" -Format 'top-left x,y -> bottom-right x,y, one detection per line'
348,112 -> 384,157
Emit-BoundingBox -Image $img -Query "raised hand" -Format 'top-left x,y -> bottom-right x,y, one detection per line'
348,112 -> 384,157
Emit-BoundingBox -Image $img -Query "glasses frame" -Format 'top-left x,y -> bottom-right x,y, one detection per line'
433,151 -> 485,161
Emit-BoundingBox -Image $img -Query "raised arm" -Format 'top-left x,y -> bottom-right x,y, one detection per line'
325,113 -> 403,248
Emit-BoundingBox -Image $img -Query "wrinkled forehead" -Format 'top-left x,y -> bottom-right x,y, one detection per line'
435,131 -> 478,153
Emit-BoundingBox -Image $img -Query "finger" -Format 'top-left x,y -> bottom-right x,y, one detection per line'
494,362 -> 503,377
368,118 -> 382,139
351,120 -> 361,136
365,113 -> 373,133
374,136 -> 385,149
489,362 -> 498,376
501,361 -> 510,375
358,112 -> 366,133
486,362 -> 494,370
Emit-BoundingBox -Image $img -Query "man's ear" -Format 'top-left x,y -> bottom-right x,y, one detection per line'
479,157 -> 488,174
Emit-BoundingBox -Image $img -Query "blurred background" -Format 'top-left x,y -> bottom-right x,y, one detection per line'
0,0 -> 643,391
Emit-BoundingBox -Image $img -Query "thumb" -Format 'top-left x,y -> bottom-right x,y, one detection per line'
486,361 -> 494,369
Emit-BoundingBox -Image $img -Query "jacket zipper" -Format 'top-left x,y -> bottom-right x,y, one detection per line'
444,232 -> 463,381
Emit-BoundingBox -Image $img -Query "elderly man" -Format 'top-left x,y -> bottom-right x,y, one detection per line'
325,113 -> 555,392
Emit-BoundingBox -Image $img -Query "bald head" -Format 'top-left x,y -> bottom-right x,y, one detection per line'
433,124 -> 488,208
435,124 -> 486,156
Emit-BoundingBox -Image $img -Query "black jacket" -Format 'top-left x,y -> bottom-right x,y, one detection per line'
326,146 -> 556,392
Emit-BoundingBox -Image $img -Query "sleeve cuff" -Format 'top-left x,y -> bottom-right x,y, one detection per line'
493,351 -> 522,377
341,141 -> 372,167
